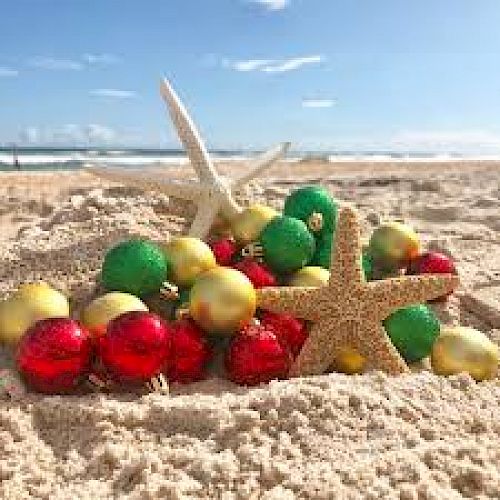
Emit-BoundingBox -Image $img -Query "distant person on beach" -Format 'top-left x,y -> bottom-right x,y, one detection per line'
12,144 -> 21,171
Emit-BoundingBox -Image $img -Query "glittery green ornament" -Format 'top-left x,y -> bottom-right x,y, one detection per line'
284,186 -> 338,237
383,305 -> 440,362
310,234 -> 332,269
361,251 -> 374,281
102,239 -> 169,297
259,216 -> 315,274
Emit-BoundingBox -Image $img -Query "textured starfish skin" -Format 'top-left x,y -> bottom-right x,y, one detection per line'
257,205 -> 460,376
87,79 -> 290,238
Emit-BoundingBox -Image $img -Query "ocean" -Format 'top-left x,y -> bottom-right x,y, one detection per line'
0,147 -> 497,171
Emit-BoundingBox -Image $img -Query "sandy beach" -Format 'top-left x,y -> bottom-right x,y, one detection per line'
1,160 -> 499,499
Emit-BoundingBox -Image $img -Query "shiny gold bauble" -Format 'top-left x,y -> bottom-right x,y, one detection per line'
431,326 -> 498,381
332,348 -> 366,374
230,204 -> 278,245
189,267 -> 256,335
82,292 -> 148,338
289,266 -> 330,287
162,237 -> 216,287
0,282 -> 70,345
369,222 -> 420,268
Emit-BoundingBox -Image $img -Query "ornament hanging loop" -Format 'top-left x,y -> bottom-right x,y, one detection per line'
307,212 -> 324,233
241,242 -> 264,261
160,282 -> 180,301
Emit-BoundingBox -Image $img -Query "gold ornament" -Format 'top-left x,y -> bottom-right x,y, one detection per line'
431,326 -> 498,381
82,292 -> 149,338
0,282 -> 70,345
189,267 -> 256,335
231,204 -> 278,245
289,266 -> 330,287
162,237 -> 216,287
257,205 -> 459,376
331,347 -> 366,375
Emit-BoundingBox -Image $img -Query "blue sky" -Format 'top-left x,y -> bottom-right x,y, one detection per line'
1,0 -> 500,152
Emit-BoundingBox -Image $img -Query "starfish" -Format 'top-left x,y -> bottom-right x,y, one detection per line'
87,78 -> 290,238
257,205 -> 460,376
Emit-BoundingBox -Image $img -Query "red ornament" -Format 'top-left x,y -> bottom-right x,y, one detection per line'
98,311 -> 172,383
234,258 -> 277,288
225,323 -> 292,386
408,251 -> 458,300
209,238 -> 238,266
260,311 -> 308,357
16,318 -> 92,394
167,319 -> 212,383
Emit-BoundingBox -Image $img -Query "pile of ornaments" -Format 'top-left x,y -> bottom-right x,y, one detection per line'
0,186 -> 498,394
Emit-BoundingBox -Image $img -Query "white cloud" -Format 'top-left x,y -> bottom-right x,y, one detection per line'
230,55 -> 324,73
251,0 -> 289,10
84,124 -> 116,143
18,127 -> 40,144
83,53 -> 120,65
90,88 -> 137,99
391,130 -> 500,151
302,98 -> 335,108
0,66 -> 18,77
17,124 -> 117,145
29,57 -> 83,71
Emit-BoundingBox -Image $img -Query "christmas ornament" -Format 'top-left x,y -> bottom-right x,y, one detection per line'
230,204 -> 278,245
408,252 -> 458,300
16,318 -> 92,394
87,79 -> 290,239
260,311 -> 308,357
310,234 -> 332,269
167,319 -> 212,383
431,326 -> 498,381
102,239 -> 169,297
331,348 -> 366,375
362,251 -> 374,281
284,185 -> 338,236
383,305 -> 440,362
82,292 -> 149,338
234,258 -> 277,288
257,205 -> 459,376
225,323 -> 292,386
0,282 -> 70,345
288,266 -> 330,287
162,237 -> 216,287
189,267 -> 256,335
368,222 -> 420,270
259,216 -> 315,274
209,238 -> 239,266
98,311 -> 172,383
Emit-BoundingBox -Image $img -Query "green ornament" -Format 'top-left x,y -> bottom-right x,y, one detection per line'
310,234 -> 332,269
383,305 -> 440,362
102,239 -> 169,297
284,186 -> 338,237
259,216 -> 315,274
362,251 -> 374,281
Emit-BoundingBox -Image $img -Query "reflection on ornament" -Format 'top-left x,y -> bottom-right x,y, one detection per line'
162,237 -> 216,287
431,326 -> 498,381
189,267 -> 256,335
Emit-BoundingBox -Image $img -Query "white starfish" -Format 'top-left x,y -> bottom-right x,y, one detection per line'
86,78 -> 290,238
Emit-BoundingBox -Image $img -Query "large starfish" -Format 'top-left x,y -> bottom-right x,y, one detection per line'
257,205 -> 460,376
87,79 -> 290,238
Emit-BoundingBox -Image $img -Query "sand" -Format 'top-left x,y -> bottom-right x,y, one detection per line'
0,160 -> 499,499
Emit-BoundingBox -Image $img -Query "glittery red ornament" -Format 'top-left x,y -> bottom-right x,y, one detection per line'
260,311 -> 308,357
225,323 -> 292,386
16,318 -> 92,394
234,258 -> 277,288
408,251 -> 458,300
209,238 -> 239,266
167,319 -> 212,383
98,311 -> 172,383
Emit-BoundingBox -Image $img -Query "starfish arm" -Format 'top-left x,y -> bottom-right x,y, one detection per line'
85,166 -> 202,200
357,323 -> 410,375
328,205 -> 364,287
160,79 -> 219,185
231,142 -> 291,191
371,274 -> 460,321
289,322 -> 337,377
257,287 -> 321,321
188,195 -> 221,239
